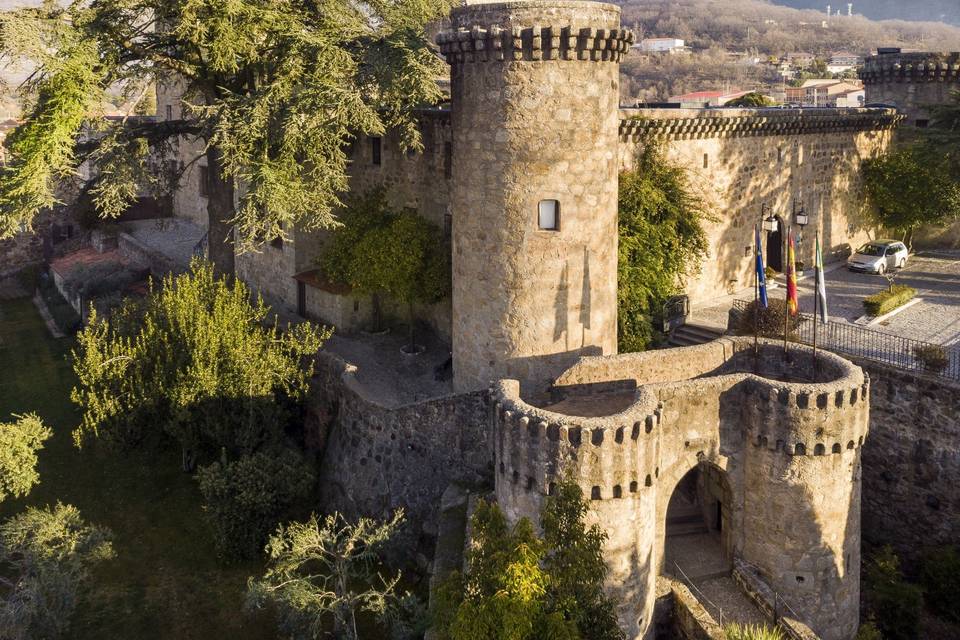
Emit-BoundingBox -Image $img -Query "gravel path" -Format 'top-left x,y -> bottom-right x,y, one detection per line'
697,575 -> 769,627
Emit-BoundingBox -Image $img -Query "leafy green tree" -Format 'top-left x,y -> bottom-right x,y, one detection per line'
434,479 -> 622,640
196,449 -> 315,560
0,0 -> 449,272
0,415 -> 114,639
0,414 -> 52,502
862,546 -> 922,640
919,546 -> 960,623
321,190 -> 450,347
726,92 -> 774,108
861,145 -> 960,249
0,503 -> 114,640
71,259 -> 328,471
618,143 -> 712,351
541,481 -> 623,640
247,509 -> 417,640
433,500 -> 574,640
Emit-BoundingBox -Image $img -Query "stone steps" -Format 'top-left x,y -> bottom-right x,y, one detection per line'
668,323 -> 725,347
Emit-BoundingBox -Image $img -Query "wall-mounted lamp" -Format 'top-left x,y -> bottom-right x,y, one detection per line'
760,204 -> 779,232
794,201 -> 809,227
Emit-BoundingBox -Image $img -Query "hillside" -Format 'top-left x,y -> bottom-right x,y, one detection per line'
771,0 -> 960,27
617,0 -> 960,54
616,0 -> 960,102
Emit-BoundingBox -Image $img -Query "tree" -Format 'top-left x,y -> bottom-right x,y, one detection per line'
0,415 -> 114,639
0,503 -> 114,640
247,509 -> 417,640
433,479 -> 623,640
432,500 -> 573,640
861,145 -> 960,249
320,190 -> 450,348
196,449 -> 316,559
726,92 -> 774,108
618,143 -> 712,351
862,546 -> 922,640
0,414 -> 52,503
0,0 -> 449,273
71,259 -> 328,471
540,481 -> 623,640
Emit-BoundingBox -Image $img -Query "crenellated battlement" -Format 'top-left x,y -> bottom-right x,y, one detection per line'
494,337 -> 870,640
861,52 -> 960,84
436,24 -> 633,64
619,108 -> 903,141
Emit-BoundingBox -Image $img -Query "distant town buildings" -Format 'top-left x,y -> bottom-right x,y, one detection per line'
786,79 -> 864,107
667,89 -> 752,108
633,37 -> 688,54
828,51 -> 862,74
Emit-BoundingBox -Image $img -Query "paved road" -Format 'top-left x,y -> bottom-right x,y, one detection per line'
792,250 -> 960,346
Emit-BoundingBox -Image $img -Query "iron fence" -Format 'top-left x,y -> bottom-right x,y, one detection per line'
732,299 -> 960,381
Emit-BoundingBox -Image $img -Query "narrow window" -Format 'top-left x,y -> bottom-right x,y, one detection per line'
538,200 -> 559,231
916,119 -> 930,129
443,142 -> 452,180
199,165 -> 210,198
371,137 -> 382,166
165,104 -> 173,121
703,153 -> 709,169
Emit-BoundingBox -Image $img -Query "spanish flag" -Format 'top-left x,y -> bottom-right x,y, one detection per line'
786,232 -> 798,316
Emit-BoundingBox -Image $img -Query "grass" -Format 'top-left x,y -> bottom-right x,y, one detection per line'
0,297 -> 276,639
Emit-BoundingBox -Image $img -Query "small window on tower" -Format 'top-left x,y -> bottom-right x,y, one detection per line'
703,153 -> 709,169
199,165 -> 210,198
538,200 -> 560,231
916,119 -> 930,129
165,105 -> 173,121
371,137 -> 382,166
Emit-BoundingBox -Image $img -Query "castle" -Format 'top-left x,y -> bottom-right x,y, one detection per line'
151,2 -> 909,637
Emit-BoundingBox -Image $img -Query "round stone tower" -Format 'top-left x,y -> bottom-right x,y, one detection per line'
861,50 -> 960,126
437,1 -> 633,393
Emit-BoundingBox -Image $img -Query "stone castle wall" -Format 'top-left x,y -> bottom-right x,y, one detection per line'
861,51 -> 960,126
855,358 -> 960,571
619,108 -> 899,306
494,338 -> 869,640
309,352 -> 492,544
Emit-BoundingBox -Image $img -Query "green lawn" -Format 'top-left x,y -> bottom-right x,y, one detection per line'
0,297 -> 276,639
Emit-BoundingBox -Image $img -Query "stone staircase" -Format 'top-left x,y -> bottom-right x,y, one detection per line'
668,323 -> 725,347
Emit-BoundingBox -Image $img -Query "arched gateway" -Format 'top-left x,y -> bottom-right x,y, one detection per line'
493,337 -> 869,640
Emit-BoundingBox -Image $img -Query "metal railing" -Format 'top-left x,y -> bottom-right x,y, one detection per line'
732,299 -> 960,381
672,562 -> 725,628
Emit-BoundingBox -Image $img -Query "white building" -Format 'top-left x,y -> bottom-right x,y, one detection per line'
634,37 -> 686,53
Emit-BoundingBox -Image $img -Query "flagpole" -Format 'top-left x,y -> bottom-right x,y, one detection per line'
783,224 -> 790,355
754,223 -> 760,357
813,229 -> 819,368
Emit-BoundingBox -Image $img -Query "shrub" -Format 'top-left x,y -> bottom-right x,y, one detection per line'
855,622 -> 883,640
913,344 -> 949,374
733,298 -> 804,340
862,285 -> 916,317
765,266 -> 778,280
919,546 -> 960,622
724,623 -> 785,640
863,546 -> 922,640
196,448 -> 315,560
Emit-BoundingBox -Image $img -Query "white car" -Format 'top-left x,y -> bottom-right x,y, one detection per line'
847,240 -> 909,274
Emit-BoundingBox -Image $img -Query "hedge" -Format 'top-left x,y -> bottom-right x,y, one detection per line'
863,285 -> 917,317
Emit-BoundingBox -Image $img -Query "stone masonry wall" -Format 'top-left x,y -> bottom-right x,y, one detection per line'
495,338 -> 869,640
619,108 -> 898,307
310,352 -> 492,544
854,358 -> 960,570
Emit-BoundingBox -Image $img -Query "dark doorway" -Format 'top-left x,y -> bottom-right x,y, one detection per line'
663,465 -> 731,581
297,281 -> 306,318
766,216 -> 785,272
